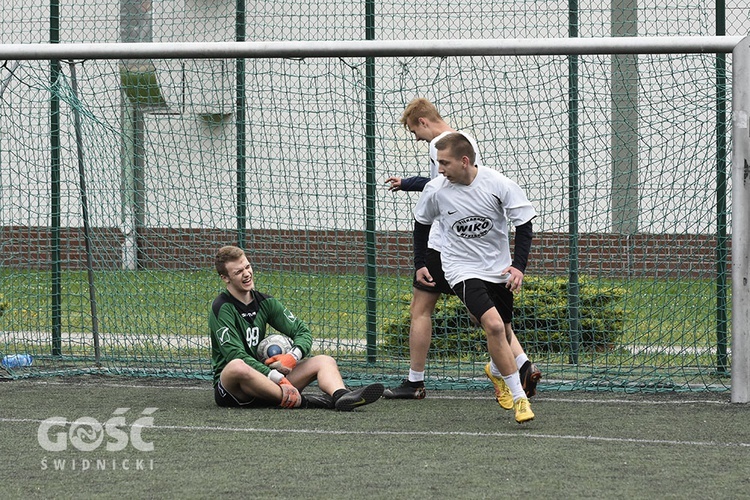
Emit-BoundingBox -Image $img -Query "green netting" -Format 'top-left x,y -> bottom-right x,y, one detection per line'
1,1 -> 747,392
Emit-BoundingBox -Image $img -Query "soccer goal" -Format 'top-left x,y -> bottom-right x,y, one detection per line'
0,36 -> 748,401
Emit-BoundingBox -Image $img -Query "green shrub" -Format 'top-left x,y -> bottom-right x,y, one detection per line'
381,276 -> 625,356
0,295 -> 7,318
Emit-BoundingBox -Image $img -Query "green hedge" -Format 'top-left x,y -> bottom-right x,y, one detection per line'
381,276 -> 625,357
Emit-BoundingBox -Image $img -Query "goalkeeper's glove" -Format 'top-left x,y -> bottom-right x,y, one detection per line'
264,353 -> 297,374
278,377 -> 301,409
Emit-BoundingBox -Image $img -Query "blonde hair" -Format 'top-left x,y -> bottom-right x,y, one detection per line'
400,98 -> 443,129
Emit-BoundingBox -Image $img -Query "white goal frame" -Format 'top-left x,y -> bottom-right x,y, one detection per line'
731,36 -> 750,404
1,35 -> 748,402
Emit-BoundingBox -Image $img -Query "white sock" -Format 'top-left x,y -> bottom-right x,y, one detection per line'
515,353 -> 530,370
502,372 -> 526,401
489,360 -> 502,377
408,369 -> 425,383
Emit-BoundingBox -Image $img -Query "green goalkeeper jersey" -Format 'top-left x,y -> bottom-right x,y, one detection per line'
208,289 -> 313,385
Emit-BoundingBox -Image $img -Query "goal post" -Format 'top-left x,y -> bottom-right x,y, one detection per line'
732,35 -> 750,403
0,36 -> 747,397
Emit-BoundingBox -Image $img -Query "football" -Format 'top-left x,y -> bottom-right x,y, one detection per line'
256,334 -> 293,362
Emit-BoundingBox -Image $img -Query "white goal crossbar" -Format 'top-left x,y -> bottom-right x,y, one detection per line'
0,36 -> 744,60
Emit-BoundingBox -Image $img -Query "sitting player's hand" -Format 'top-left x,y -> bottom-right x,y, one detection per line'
265,353 -> 297,374
278,377 -> 301,408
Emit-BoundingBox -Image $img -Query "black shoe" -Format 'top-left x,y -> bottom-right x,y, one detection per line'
382,379 -> 426,400
334,383 -> 384,411
520,361 -> 542,398
303,392 -> 335,409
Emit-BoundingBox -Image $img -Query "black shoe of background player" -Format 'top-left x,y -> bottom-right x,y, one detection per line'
382,379 -> 426,400
520,361 -> 542,398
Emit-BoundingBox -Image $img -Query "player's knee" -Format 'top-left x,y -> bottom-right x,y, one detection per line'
314,354 -> 338,369
409,306 -> 430,321
482,319 -> 506,338
221,358 -> 254,381
410,293 -> 438,318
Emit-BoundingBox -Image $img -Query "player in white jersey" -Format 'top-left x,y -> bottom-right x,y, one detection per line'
384,98 -> 541,404
413,132 -> 536,423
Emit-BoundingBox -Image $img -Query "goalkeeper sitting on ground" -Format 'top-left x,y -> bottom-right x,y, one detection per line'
208,245 -> 383,410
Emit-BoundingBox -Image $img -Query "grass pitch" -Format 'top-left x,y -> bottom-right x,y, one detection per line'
0,376 -> 748,499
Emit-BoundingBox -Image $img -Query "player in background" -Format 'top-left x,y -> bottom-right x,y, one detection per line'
413,133 -> 537,423
383,98 -> 541,407
209,245 -> 383,410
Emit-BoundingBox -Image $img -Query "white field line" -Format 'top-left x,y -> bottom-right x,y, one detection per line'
625,344 -> 731,356
1,415 -> 747,449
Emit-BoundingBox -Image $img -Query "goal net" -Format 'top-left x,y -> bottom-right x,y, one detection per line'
1,33 -> 748,394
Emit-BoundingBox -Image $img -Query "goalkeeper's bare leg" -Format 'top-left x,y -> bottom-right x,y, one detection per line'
217,357 -> 382,410
217,359 -> 302,408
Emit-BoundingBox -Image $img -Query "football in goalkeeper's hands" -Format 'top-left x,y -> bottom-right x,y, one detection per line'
257,334 -> 293,362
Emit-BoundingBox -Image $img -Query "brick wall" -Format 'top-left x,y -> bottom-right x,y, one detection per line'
0,226 -> 730,278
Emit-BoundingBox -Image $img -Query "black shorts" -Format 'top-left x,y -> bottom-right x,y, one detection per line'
451,278 -> 514,324
214,380 -> 275,408
412,248 -> 455,295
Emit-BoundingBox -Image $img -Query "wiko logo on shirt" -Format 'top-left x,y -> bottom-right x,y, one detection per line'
451,216 -> 493,239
